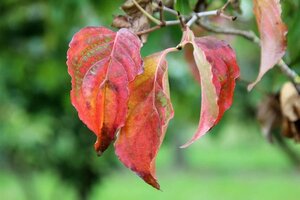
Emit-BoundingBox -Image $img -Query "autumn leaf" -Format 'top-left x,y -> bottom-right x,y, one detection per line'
180,28 -> 240,147
112,0 -> 153,43
248,0 -> 287,90
115,48 -> 176,189
257,94 -> 282,143
67,27 -> 143,155
183,26 -> 207,85
184,44 -> 201,84
280,82 -> 300,141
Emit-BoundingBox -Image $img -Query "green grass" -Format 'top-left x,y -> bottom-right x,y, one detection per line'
90,170 -> 300,200
89,121 -> 300,200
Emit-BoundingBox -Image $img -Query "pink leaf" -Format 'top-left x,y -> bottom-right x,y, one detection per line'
67,27 -> 143,155
115,48 -> 176,189
180,28 -> 240,147
248,0 -> 287,90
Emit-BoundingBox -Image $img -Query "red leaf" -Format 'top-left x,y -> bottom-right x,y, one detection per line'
114,48 -> 176,189
184,44 -> 201,84
180,28 -> 240,147
248,0 -> 287,90
67,27 -> 143,154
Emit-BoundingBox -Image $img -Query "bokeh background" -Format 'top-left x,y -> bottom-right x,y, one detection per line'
1,0 -> 300,199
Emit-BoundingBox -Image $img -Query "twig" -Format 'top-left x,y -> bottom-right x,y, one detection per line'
165,20 -> 181,26
277,60 -> 299,82
197,20 -> 300,87
219,12 -> 237,21
187,10 -> 218,27
158,1 -> 164,23
136,25 -> 161,36
197,20 -> 260,44
177,11 -> 186,29
153,1 -> 236,28
163,6 -> 179,15
132,0 -> 161,25
221,0 -> 231,11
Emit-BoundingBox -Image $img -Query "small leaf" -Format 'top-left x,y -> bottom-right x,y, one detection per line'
115,49 -> 176,189
248,0 -> 287,90
67,27 -> 143,155
180,28 -> 240,147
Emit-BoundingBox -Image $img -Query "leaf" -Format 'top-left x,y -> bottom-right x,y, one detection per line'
183,26 -> 206,85
248,0 -> 287,90
180,28 -> 240,147
257,94 -> 282,143
184,44 -> 201,84
67,27 -> 143,155
115,48 -> 176,189
112,0 -> 153,43
280,82 -> 300,141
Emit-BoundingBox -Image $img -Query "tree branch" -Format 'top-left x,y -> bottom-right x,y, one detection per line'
197,20 -> 300,86
142,1 -> 300,88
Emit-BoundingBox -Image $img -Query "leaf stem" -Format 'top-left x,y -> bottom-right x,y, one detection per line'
132,0 -> 161,25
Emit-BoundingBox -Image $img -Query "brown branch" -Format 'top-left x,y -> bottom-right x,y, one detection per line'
177,11 -> 186,29
197,20 -> 260,43
158,1 -> 165,23
136,25 -> 161,36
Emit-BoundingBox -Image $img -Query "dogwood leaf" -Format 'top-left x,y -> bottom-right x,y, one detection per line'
180,28 -> 240,147
115,49 -> 176,189
248,0 -> 287,90
67,27 -> 143,155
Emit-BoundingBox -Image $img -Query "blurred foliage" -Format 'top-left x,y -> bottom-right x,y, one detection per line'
0,0 -> 300,199
0,0 -> 124,199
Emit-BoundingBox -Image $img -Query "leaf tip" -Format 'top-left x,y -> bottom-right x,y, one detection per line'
94,134 -> 113,156
247,84 -> 255,91
247,78 -> 260,91
179,142 -> 192,149
140,173 -> 160,190
96,150 -> 103,157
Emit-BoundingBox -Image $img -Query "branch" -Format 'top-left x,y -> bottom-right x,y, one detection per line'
153,2 -> 178,16
197,20 -> 260,43
152,1 -> 236,28
197,20 -> 300,86
135,7 -> 230,34
132,0 -> 161,25
136,25 -> 161,36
